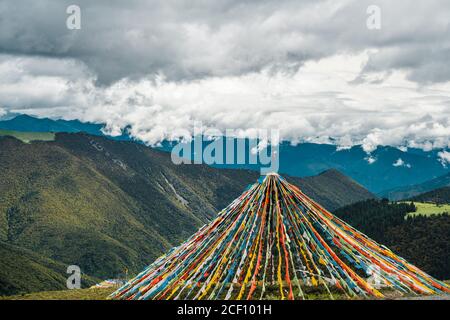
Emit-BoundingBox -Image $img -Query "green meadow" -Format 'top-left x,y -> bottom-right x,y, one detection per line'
404,202 -> 450,218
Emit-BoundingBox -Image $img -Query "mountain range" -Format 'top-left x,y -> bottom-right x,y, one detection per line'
0,131 -> 374,295
409,186 -> 450,204
1,114 -> 449,194
1,114 -> 449,295
380,173 -> 450,201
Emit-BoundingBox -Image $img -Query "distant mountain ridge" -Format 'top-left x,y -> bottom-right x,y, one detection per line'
0,114 -> 104,135
409,186 -> 450,204
0,132 -> 373,295
294,168 -> 375,210
1,114 -> 448,193
381,172 -> 450,201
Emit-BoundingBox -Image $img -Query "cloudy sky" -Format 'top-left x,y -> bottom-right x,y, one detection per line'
0,0 -> 449,152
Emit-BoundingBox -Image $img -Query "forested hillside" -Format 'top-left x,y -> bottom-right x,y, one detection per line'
334,199 -> 450,279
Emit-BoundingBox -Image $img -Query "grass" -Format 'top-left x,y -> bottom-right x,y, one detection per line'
0,130 -> 55,143
0,287 -> 438,301
404,201 -> 450,217
2,283 -> 449,300
0,287 -> 115,300
0,286 -> 355,300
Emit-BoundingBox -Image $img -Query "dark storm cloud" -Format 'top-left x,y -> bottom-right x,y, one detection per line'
1,0 -> 449,84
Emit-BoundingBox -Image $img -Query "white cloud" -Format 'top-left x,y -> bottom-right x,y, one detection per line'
393,158 -> 412,168
336,135 -> 354,151
438,151 -> 450,167
1,52 -> 450,149
365,156 -> 377,165
393,158 -> 405,167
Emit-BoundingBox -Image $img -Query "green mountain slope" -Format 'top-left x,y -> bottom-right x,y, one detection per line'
0,134 -> 256,279
0,241 -> 97,295
292,169 -> 375,211
0,132 -> 374,295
